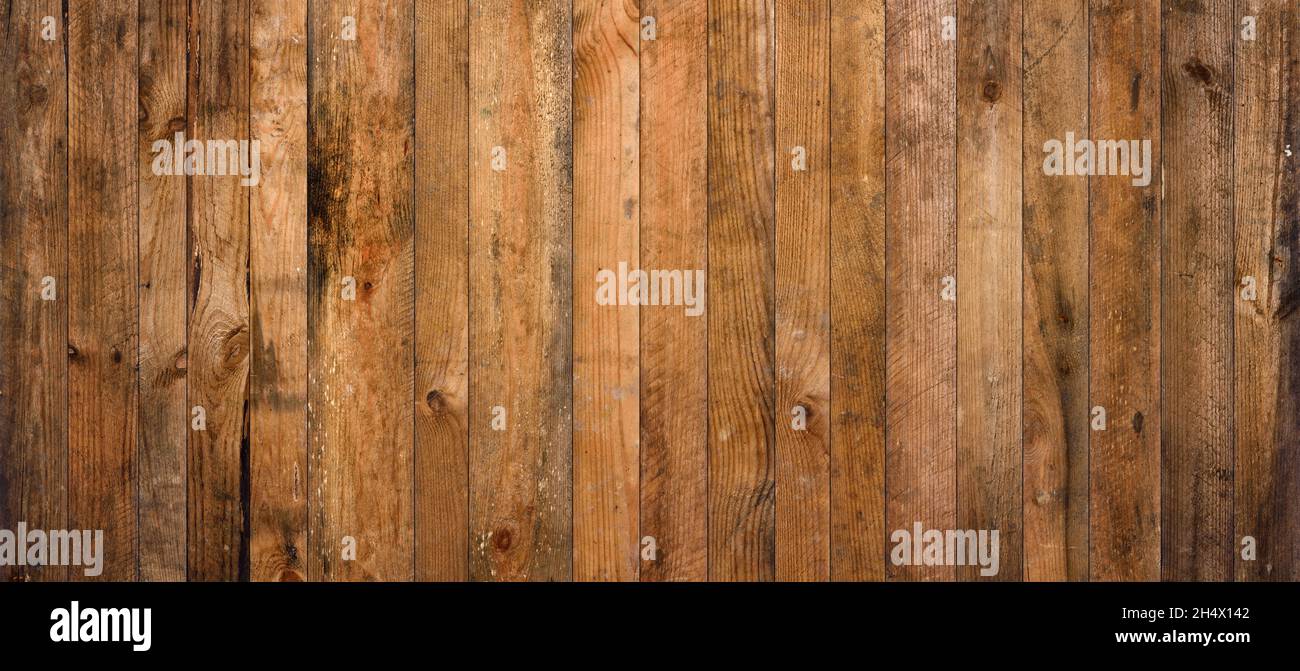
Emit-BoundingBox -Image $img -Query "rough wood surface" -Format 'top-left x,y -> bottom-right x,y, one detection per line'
0,0 -> 68,582
884,0 -> 957,582
307,0 -> 415,581
468,0 -> 573,581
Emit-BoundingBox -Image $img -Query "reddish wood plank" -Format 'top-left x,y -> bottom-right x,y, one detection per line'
468,0 -> 574,581
884,0 -> 957,581
775,0 -> 830,581
573,0 -> 641,582
307,0 -> 416,581
640,0 -> 709,582
415,0 -> 470,583
707,0 -> 776,581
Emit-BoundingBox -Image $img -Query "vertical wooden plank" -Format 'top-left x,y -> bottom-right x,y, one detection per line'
0,0 -> 68,581
67,0 -> 139,581
775,0 -> 829,582
956,0 -> 1023,581
1235,0 -> 1300,581
1022,0 -> 1089,582
884,0 -> 957,581
137,0 -> 188,583
468,0 -> 573,582
1161,0 -> 1233,582
186,0 -> 251,582
415,0 -> 469,582
708,0 -> 776,581
1089,0 -> 1161,582
250,0 -> 308,582
573,0 -> 640,582
308,0 -> 416,581
829,0 -> 886,582
640,0 -> 709,582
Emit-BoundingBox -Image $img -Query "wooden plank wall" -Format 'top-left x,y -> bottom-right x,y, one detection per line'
1,0 -> 1297,582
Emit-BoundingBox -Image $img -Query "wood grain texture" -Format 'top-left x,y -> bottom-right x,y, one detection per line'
1235,0 -> 1300,581
573,0 -> 640,582
307,0 -> 415,582
1089,0 -> 1161,582
468,0 -> 573,581
1022,0 -> 1089,582
884,0 -> 957,582
137,0 -> 188,583
775,0 -> 830,582
1161,0 -> 1233,582
639,0 -> 709,582
829,0 -> 885,582
186,0 -> 251,582
0,0 -> 68,582
250,0 -> 308,582
415,0 -> 470,583
8,0 -> 1300,584
956,0 -> 1023,582
708,0 -> 776,582
67,0 -> 139,581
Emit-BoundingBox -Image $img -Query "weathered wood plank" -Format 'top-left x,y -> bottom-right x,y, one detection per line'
468,0 -> 573,581
1088,0 -> 1161,582
573,0 -> 640,582
137,0 -> 188,584
0,0 -> 68,581
67,0 -> 139,581
415,0 -> 470,583
307,0 -> 415,581
1022,0 -> 1090,582
775,0 -> 830,582
185,0 -> 251,583
1235,0 -> 1300,581
250,0 -> 308,582
707,0 -> 776,581
956,0 -> 1023,581
828,0 -> 885,583
640,0 -> 709,582
884,0 -> 957,581
1161,0 -> 1234,582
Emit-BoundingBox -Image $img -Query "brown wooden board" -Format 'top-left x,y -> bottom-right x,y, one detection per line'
137,0 -> 188,584
828,0 -> 886,582
707,0 -> 777,581
250,0 -> 309,582
1088,0 -> 1161,582
775,0 -> 830,582
639,0 -> 709,582
956,0 -> 1024,582
0,0 -> 68,582
307,0 -> 416,581
1235,0 -> 1300,581
468,0 -> 574,581
884,0 -> 957,582
414,0 -> 470,584
1022,0 -> 1090,582
573,0 -> 641,582
186,0 -> 251,582
1161,0 -> 1234,582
